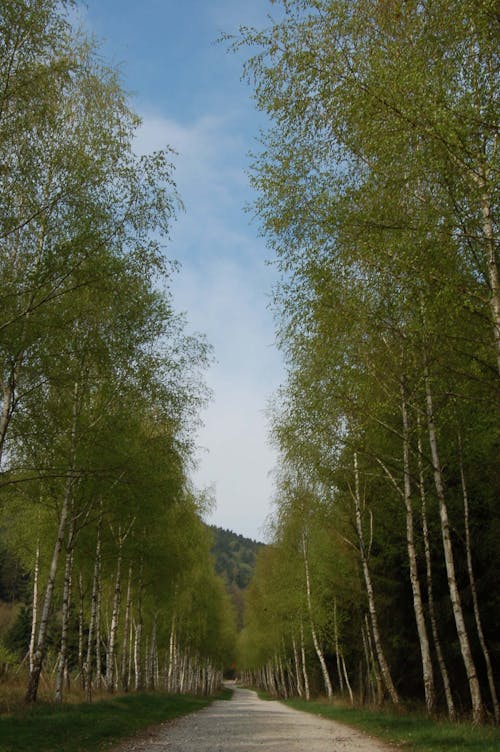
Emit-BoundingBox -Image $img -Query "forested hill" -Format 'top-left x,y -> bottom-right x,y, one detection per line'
210,526 -> 263,589
210,526 -> 264,626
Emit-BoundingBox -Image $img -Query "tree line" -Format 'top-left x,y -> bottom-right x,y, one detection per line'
0,0 -> 235,703
211,526 -> 264,630
234,0 -> 499,724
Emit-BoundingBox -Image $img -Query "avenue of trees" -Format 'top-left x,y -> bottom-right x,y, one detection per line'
235,0 -> 499,724
0,0 -> 235,703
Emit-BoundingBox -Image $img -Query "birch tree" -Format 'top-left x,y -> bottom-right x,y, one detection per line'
232,0 -> 498,718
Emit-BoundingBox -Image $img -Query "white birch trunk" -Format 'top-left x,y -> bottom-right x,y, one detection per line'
106,538 -> 122,692
28,541 -> 40,674
134,563 -> 144,691
144,635 -> 150,689
341,653 -> 354,704
134,620 -> 143,691
361,621 -> 374,703
424,368 -> 483,723
0,373 -> 15,471
292,633 -> 304,698
78,572 -> 84,688
458,434 -> 499,723
54,535 -> 74,703
120,565 -> 132,692
300,620 -> 310,700
25,380 -> 80,703
127,616 -> 133,690
401,380 -> 435,713
26,484 -> 70,702
333,599 -> 344,693
302,530 -> 333,699
179,650 -> 188,694
167,614 -> 176,692
94,546 -> 102,691
353,453 -> 400,705
149,616 -> 158,691
417,427 -> 456,721
85,515 -> 102,702
277,652 -> 288,698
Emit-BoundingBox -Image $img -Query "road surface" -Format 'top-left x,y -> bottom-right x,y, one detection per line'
112,686 -> 395,751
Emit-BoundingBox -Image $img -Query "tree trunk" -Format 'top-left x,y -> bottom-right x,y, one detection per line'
28,540 -> 40,674
458,433 -> 499,723
341,654 -> 354,704
133,620 -> 142,691
148,616 -> 158,691
301,530 -> 333,699
277,652 -> 288,698
144,635 -> 150,689
94,545 -> 102,691
54,533 -> 74,703
353,452 -> 400,705
127,617 -> 134,690
292,633 -> 304,698
134,569 -> 144,692
0,371 -> 15,470
401,379 -> 435,713
25,380 -> 79,703
106,537 -> 122,692
85,514 -> 102,702
25,473 -> 72,702
299,621 -> 310,701
423,367 -> 483,723
417,424 -> 456,721
167,614 -> 176,692
333,599 -> 344,694
367,612 -> 384,704
78,572 -> 85,690
424,362 -> 483,724
361,621 -> 374,703
120,565 -> 132,692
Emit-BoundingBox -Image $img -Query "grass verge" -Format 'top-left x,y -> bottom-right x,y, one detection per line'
282,697 -> 500,752
0,690 -> 229,752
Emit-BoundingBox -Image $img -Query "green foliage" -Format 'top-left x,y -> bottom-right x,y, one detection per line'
210,526 -> 264,631
0,539 -> 26,603
211,526 -> 262,590
0,642 -> 17,668
233,0 -> 500,719
0,0 -> 233,704
3,605 -> 30,658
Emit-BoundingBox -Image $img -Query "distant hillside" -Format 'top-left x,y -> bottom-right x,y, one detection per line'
210,526 -> 264,627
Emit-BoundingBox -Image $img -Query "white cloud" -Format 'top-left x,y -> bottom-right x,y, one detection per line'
136,110 -> 283,541
197,385 -> 276,542
80,0 -> 284,541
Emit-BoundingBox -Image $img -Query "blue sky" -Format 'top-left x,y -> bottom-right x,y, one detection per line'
80,0 -> 283,541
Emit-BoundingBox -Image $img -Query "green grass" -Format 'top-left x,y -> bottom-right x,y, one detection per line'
217,686 -> 234,701
281,697 -> 500,752
0,691 -> 227,752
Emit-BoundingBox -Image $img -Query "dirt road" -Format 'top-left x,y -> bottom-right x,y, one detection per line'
112,686 -> 395,751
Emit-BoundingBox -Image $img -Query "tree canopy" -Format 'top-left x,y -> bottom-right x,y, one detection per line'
0,0 -> 235,704
234,0 -> 499,724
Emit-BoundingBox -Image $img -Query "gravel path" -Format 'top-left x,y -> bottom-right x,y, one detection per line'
111,686 -> 395,751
